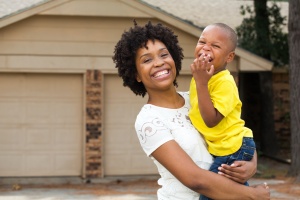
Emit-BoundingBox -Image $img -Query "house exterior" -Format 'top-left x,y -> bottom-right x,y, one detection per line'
0,0 -> 275,179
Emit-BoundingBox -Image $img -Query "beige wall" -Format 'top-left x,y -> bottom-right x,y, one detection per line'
0,16 -> 126,72
0,12 -> 240,177
0,15 -> 241,74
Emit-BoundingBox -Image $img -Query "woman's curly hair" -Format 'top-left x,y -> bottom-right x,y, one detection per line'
112,20 -> 184,97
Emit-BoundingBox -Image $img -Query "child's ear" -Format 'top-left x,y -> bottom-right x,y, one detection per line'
226,52 -> 235,63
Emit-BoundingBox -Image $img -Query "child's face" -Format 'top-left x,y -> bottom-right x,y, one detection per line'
135,39 -> 176,94
194,25 -> 235,73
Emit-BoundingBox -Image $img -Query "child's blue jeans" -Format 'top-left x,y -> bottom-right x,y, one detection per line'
200,137 -> 256,200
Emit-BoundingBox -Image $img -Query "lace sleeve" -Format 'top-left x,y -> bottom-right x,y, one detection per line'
135,107 -> 174,156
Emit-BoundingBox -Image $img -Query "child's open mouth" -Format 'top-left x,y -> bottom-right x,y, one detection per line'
199,53 -> 213,62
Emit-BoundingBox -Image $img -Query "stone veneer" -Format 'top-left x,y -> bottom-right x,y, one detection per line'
85,70 -> 102,177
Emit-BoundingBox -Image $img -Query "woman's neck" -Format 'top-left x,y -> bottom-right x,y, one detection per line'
147,89 -> 184,109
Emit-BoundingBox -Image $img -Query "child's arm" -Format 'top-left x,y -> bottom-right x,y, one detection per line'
190,55 -> 223,127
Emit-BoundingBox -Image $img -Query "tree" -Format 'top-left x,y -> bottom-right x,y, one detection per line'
236,1 -> 288,67
288,0 -> 300,182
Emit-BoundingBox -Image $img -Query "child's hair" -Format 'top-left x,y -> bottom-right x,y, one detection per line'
209,23 -> 237,51
112,20 -> 184,97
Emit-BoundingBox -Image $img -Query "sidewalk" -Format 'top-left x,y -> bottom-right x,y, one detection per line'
0,175 -> 299,200
0,176 -> 158,200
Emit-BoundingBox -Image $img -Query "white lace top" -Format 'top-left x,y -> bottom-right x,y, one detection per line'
135,92 -> 213,200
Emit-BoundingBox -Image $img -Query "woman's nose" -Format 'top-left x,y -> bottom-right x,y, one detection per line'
154,57 -> 164,67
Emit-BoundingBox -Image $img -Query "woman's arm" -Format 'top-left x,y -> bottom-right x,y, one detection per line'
218,151 -> 257,183
151,141 -> 269,200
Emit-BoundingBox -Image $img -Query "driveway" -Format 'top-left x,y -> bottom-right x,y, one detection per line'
0,175 -> 300,200
0,176 -> 158,200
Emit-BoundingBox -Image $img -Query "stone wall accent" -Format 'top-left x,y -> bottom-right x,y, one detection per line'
273,71 -> 290,158
85,70 -> 102,177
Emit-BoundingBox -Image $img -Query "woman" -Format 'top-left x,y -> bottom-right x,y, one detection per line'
112,20 -> 270,200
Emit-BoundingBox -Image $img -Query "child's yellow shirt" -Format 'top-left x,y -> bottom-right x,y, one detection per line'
189,70 -> 253,156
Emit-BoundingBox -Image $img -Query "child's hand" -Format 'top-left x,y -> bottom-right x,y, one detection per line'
217,160 -> 256,184
190,53 -> 214,85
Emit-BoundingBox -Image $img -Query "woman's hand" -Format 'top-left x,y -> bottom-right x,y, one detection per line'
252,182 -> 270,199
217,151 -> 257,183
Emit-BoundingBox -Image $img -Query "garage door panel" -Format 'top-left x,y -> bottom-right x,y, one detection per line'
104,126 -> 139,149
0,100 -> 23,123
103,74 -> 193,176
0,73 -> 83,177
0,153 -> 81,176
55,154 -> 80,168
106,153 -> 156,175
53,101 -> 82,123
0,154 -> 22,172
104,154 -> 155,175
26,154 -> 54,170
26,128 -> 53,148
103,75 -> 156,176
25,82 -> 52,97
0,75 -> 23,96
54,128 -> 82,149
24,74 -> 81,98
106,103 -> 143,122
24,100 -> 81,124
131,155 -> 156,173
104,154 -> 131,175
0,127 -> 26,150
25,101 -> 51,122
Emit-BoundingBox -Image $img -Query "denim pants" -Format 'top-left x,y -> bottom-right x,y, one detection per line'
200,137 -> 256,200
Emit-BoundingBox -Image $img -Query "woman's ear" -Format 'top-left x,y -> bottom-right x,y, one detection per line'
136,74 -> 142,82
226,51 -> 235,63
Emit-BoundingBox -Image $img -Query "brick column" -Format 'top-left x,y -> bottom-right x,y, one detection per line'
85,70 -> 102,177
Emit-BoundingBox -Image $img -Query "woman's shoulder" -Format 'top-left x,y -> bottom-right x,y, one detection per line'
178,91 -> 190,108
135,104 -> 161,126
178,91 -> 189,100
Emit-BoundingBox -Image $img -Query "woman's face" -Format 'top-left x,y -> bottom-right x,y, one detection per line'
135,39 -> 176,94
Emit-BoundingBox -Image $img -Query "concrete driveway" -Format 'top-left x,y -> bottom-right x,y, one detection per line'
0,176 -> 299,200
0,176 -> 158,200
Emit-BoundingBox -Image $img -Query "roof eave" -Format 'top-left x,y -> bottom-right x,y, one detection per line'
0,0 -> 71,29
236,48 -> 273,71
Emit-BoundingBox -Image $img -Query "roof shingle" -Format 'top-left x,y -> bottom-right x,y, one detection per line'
141,0 -> 288,32
0,0 -> 49,19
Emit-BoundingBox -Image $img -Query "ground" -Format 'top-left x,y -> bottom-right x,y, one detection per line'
0,156 -> 300,199
254,155 -> 300,199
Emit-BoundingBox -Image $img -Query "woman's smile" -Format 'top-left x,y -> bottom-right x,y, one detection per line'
153,69 -> 170,78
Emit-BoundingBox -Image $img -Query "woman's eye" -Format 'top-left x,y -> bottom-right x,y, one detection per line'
161,53 -> 168,57
143,59 -> 151,63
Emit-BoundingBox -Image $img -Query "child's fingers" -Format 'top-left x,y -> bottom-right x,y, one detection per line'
207,65 -> 214,74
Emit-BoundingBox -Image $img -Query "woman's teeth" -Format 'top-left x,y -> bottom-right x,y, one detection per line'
154,70 -> 168,78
